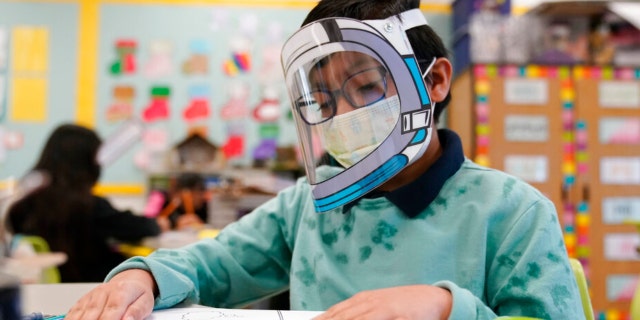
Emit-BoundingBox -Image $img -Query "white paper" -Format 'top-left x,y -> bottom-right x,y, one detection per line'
604,233 -> 640,261
147,307 -> 323,320
602,197 -> 640,224
504,115 -> 549,142
599,81 -> 640,109
504,155 -> 548,183
599,117 -> 640,144
600,157 -> 640,185
504,79 -> 548,105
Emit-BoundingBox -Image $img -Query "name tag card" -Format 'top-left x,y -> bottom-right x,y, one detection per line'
504,79 -> 548,105
504,155 -> 548,183
602,197 -> 640,224
604,233 -> 640,261
599,81 -> 640,108
504,115 -> 549,142
600,157 -> 640,185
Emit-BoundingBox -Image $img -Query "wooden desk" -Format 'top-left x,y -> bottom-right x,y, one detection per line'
21,282 -> 100,315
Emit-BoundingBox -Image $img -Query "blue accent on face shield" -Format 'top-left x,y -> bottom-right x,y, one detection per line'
314,154 -> 409,212
411,129 -> 426,144
404,57 -> 429,105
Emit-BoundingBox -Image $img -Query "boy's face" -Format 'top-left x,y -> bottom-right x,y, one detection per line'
303,51 -> 398,124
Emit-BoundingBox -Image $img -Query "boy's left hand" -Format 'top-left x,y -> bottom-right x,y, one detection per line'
314,285 -> 452,320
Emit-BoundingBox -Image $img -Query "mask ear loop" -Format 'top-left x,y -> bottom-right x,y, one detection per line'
421,57 -> 437,79
422,57 -> 438,109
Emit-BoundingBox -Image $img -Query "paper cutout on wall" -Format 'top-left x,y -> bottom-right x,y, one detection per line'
237,13 -> 259,37
603,233 -> 640,261
253,138 -> 277,161
144,40 -> 173,78
0,26 -> 7,71
599,117 -> 640,144
209,8 -> 230,32
220,82 -> 249,120
142,127 -> 169,152
602,197 -> 640,224
110,39 -> 137,75
253,88 -> 280,122
606,275 -> 639,302
222,37 -> 251,77
3,129 -> 23,150
258,45 -> 283,85
599,81 -> 640,108
11,26 -> 48,73
183,85 -> 210,122
142,86 -> 170,122
10,76 -> 46,122
182,39 -> 210,75
106,85 -> 135,122
222,135 -> 244,159
600,157 -> 640,185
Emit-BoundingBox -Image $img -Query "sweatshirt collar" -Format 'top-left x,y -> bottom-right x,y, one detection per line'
342,129 -> 465,218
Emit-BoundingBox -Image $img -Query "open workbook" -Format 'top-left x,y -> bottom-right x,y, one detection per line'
147,306 -> 324,320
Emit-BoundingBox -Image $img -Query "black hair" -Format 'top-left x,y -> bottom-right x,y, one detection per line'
5,123 -> 103,281
302,0 -> 452,123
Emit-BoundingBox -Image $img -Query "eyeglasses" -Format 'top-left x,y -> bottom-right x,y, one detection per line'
294,66 -> 388,125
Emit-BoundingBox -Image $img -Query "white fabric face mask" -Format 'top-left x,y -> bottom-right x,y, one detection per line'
319,95 -> 400,168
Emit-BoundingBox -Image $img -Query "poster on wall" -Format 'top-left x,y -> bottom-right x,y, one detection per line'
504,115 -> 549,142
607,274 -> 639,302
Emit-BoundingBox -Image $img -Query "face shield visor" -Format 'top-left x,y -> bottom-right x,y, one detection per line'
281,9 -> 435,212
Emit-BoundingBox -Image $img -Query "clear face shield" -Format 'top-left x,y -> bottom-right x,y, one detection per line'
282,9 -> 435,212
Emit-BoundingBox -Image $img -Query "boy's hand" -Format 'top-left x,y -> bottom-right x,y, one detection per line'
314,285 -> 452,320
64,269 -> 156,320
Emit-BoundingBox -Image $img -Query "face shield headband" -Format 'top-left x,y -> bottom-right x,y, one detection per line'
281,9 -> 435,212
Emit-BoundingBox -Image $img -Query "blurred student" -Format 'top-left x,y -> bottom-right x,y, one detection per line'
5,123 -> 165,282
156,172 -> 210,230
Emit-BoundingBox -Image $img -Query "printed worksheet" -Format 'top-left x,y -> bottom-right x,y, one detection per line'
147,307 -> 323,320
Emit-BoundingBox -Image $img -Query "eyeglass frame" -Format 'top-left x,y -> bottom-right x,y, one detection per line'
294,65 -> 390,125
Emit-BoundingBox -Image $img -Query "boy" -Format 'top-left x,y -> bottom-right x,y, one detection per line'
65,1 -> 583,319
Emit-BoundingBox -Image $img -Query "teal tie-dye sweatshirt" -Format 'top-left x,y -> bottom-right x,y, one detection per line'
108,158 -> 583,319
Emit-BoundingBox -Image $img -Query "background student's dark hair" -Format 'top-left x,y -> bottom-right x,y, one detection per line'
302,0 -> 452,124
6,124 -> 105,281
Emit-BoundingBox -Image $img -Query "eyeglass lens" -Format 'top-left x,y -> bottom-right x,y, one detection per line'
295,66 -> 388,125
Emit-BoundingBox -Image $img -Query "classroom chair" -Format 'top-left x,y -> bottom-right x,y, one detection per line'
11,235 -> 61,283
498,258 -> 593,320
570,258 -> 595,320
631,277 -> 640,320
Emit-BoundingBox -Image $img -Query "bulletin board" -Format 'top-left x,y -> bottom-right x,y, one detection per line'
0,1 -> 453,193
95,4 -> 307,184
469,64 -> 572,219
0,2 -> 79,182
451,64 -> 640,318
573,66 -> 640,315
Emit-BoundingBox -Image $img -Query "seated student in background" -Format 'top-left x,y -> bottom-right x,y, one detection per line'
65,0 -> 583,319
5,123 -> 167,283
156,172 -> 210,230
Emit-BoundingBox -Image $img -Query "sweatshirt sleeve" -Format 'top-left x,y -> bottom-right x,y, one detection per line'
436,198 -> 585,320
106,193 -> 295,310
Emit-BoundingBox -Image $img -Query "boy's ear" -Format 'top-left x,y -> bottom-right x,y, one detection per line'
427,58 -> 452,103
